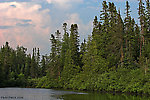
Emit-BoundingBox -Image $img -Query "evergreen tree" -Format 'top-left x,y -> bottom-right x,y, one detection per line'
143,0 -> 150,58
30,48 -> 38,78
2,42 -> 12,80
80,39 -> 86,68
92,16 -> 101,38
69,24 -> 80,66
123,1 -> 136,68
55,30 -> 62,76
80,39 -> 87,56
60,23 -> 69,71
36,48 -> 40,66
24,55 -> 31,78
0,58 -> 4,87
36,48 -> 40,77
48,30 -> 62,79
115,10 -> 124,66
93,16 -> 99,30
100,1 -> 109,32
145,0 -> 150,33
48,34 -> 57,78
106,2 -> 121,68
124,1 -> 131,50
61,50 -> 80,84
83,36 -> 109,73
99,1 -> 110,59
61,24 -> 81,83
138,0 -> 146,57
41,56 -> 46,76
55,30 -> 61,55
108,2 -> 117,27
16,46 -> 27,74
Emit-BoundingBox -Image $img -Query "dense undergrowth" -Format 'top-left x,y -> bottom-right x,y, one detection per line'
31,68 -> 150,95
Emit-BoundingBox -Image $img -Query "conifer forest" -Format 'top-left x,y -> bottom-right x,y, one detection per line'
0,0 -> 150,95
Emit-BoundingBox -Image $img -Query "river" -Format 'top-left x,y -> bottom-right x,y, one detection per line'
0,88 -> 149,100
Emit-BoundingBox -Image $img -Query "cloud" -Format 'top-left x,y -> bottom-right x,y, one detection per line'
0,26 -> 13,29
46,0 -> 84,9
0,0 -> 96,55
107,0 -> 136,2
0,0 -> 31,3
0,2 -> 51,54
65,13 -> 93,41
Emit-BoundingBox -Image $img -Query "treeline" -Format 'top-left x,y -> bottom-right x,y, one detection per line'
0,42 -> 46,87
37,0 -> 150,94
0,0 -> 150,94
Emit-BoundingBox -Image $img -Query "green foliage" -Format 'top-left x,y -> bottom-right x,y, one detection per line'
0,42 -> 43,87
16,73 -> 26,87
38,0 -> 150,95
1,0 -> 150,96
31,1 -> 150,95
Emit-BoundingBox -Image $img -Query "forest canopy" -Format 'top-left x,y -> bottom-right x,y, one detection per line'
0,0 -> 150,95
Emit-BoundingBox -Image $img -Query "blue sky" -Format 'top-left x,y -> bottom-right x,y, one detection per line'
0,0 -> 139,55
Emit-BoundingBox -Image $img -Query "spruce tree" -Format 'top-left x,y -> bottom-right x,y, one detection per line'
138,0 -> 146,57
24,55 -> 31,78
106,2 -> 121,68
124,1 -> 131,50
80,39 -> 86,68
123,1 -> 136,68
48,30 -> 62,79
61,24 -> 81,84
48,34 -> 57,78
41,56 -> 46,76
145,0 -> 150,33
30,48 -> 38,78
2,42 -> 11,79
115,10 -> 124,66
100,1 -> 109,32
60,23 -> 69,70
69,24 -> 80,66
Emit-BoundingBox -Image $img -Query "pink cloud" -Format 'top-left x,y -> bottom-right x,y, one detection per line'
0,2 -> 51,54
0,31 -> 5,45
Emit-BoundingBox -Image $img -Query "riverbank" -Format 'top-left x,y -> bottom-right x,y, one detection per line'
28,68 -> 150,97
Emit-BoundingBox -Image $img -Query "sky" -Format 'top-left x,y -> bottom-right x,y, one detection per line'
0,0 -> 139,55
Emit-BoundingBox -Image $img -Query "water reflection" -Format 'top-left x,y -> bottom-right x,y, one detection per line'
0,88 -> 58,100
60,93 -> 149,100
0,88 -> 149,100
0,88 -> 86,100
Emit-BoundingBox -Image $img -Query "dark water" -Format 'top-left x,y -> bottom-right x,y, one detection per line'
0,88 -> 149,100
